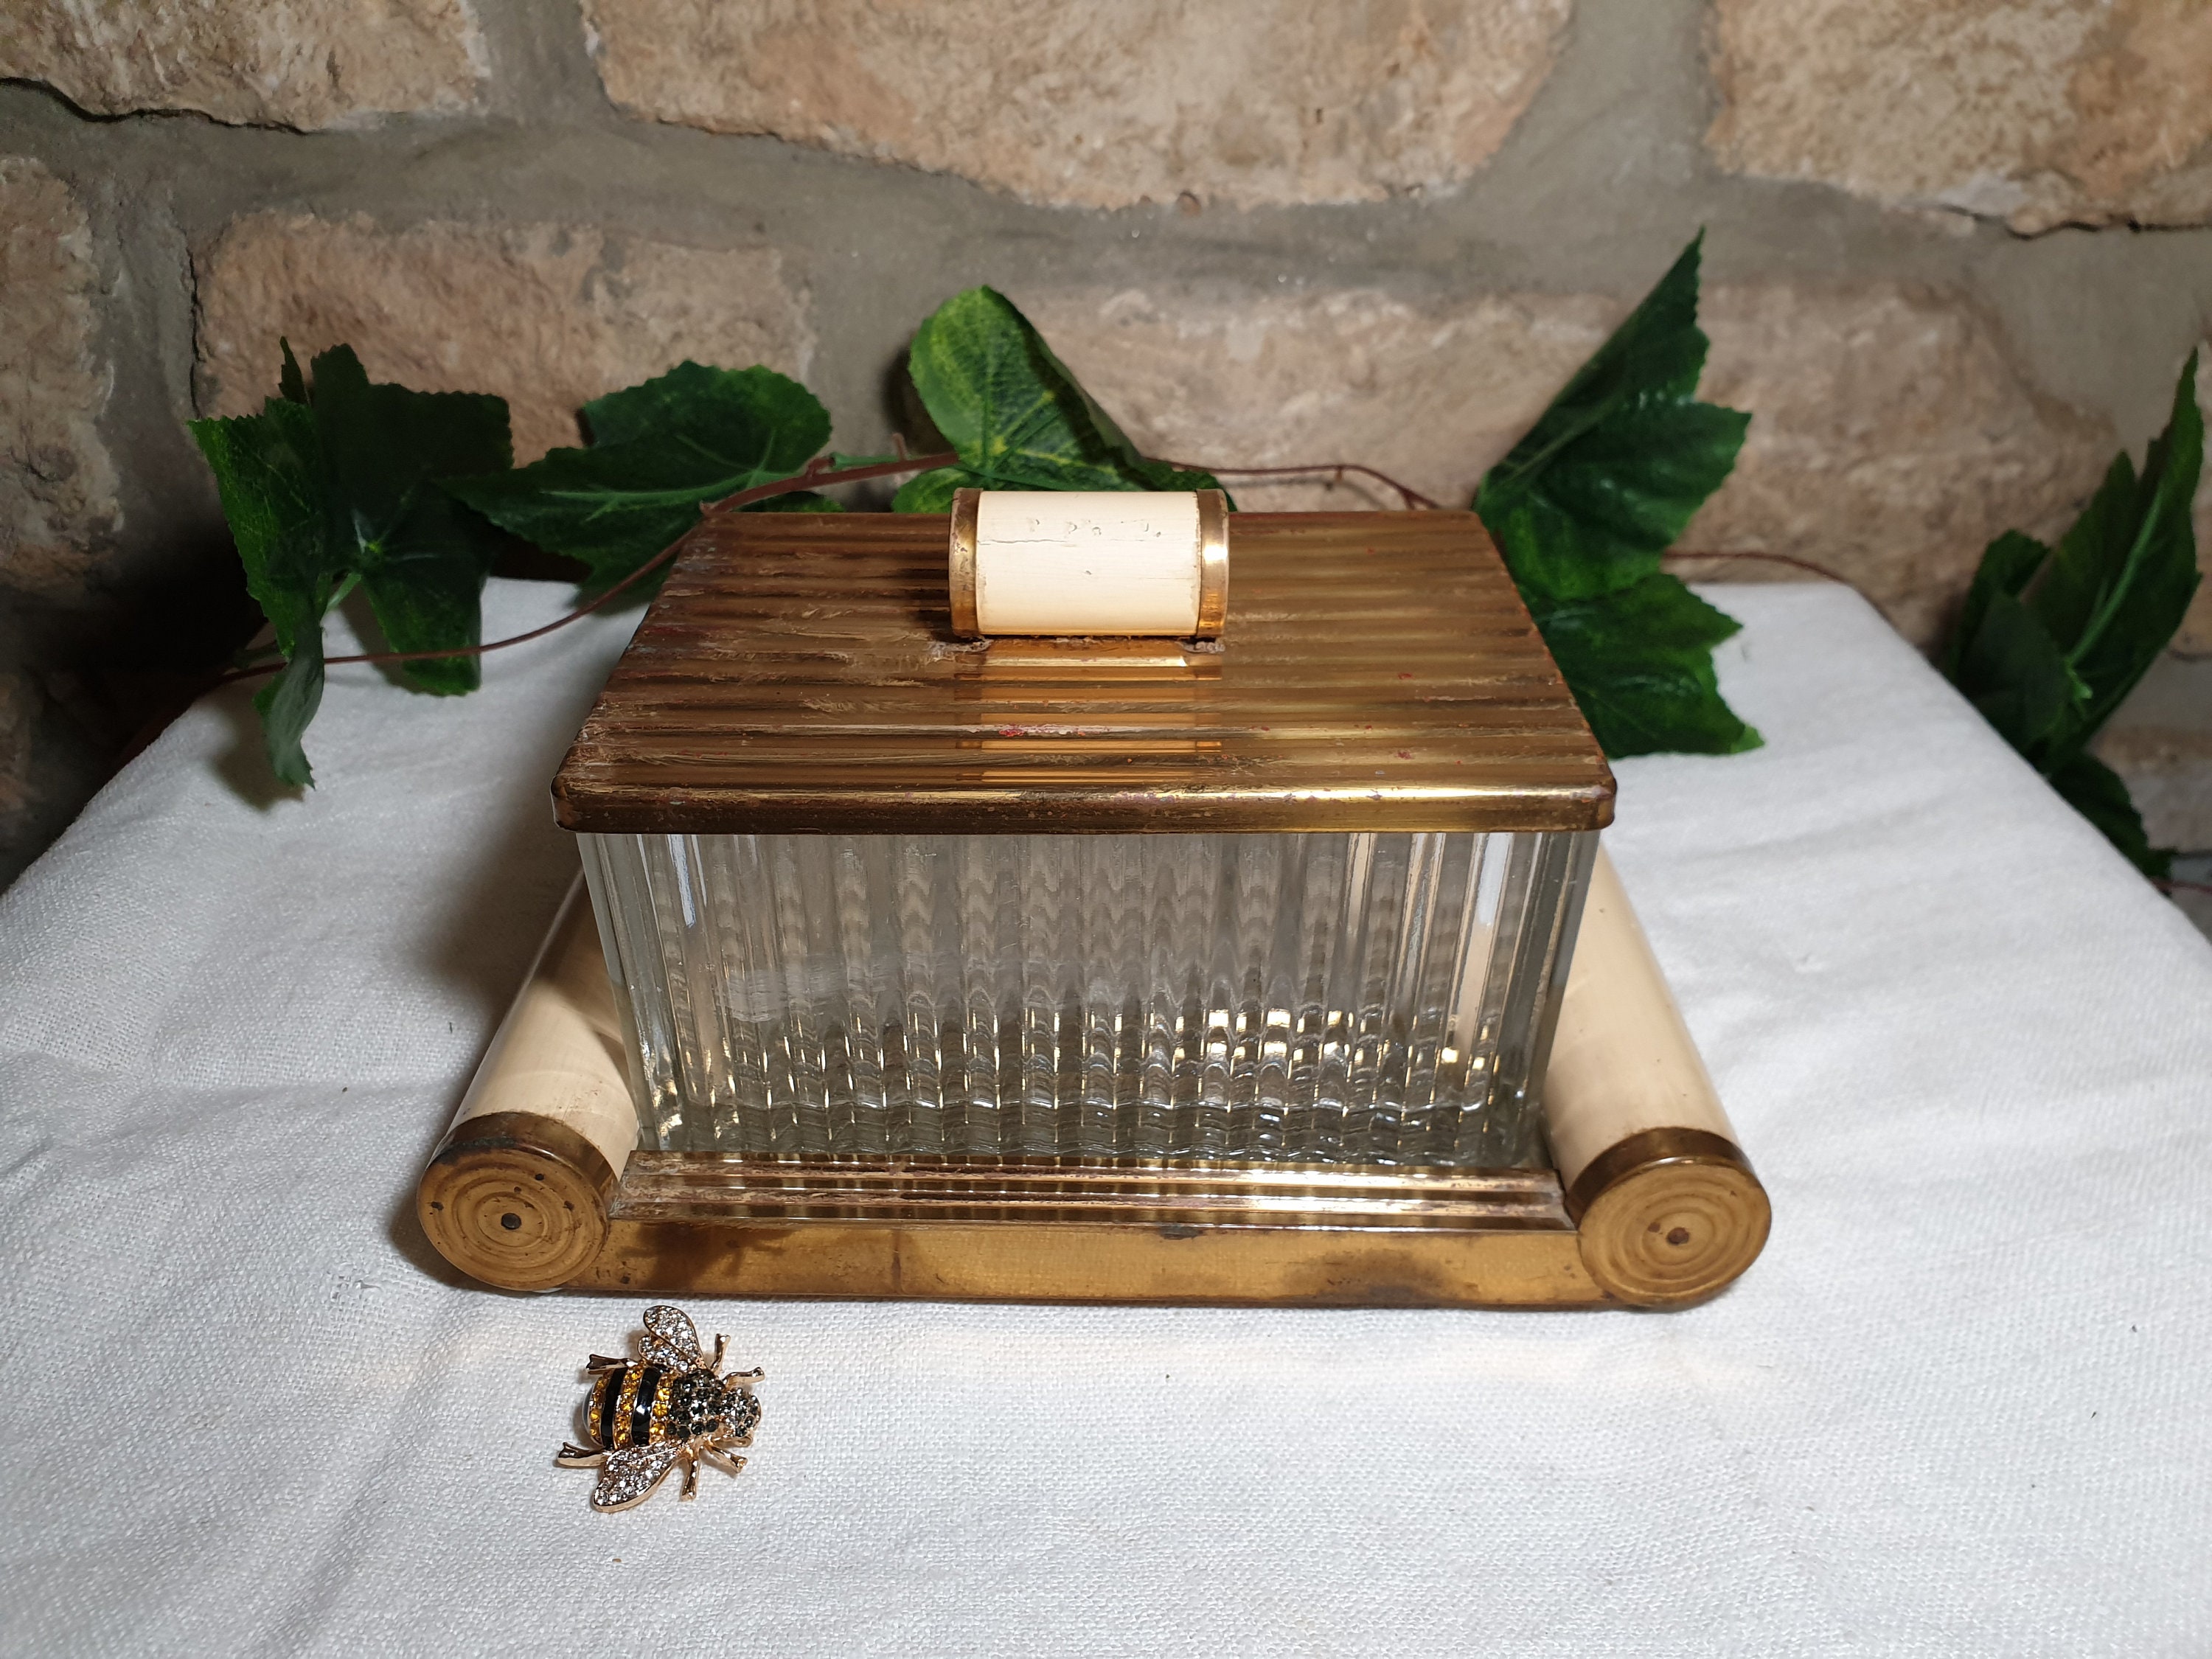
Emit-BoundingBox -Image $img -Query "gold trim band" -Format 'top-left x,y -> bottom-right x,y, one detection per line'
549,1152 -> 1612,1307
947,487 -> 981,636
613,1151 -> 1573,1231
1194,487 -> 1230,639
1563,1127 -> 1749,1221
580,1217 -> 1607,1307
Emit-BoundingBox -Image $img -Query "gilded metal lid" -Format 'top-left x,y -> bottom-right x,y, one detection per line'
553,509 -> 1614,835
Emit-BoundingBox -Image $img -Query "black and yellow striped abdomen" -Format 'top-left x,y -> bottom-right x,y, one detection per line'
590,1364 -> 680,1450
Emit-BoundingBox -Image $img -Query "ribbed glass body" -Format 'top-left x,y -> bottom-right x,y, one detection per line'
582,829 -> 1593,1168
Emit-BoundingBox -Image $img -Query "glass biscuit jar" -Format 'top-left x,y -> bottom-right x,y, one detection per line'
567,498 -> 1609,1174
417,495 -> 1770,1310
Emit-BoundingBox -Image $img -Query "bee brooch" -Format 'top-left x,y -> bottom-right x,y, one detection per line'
557,1304 -> 763,1512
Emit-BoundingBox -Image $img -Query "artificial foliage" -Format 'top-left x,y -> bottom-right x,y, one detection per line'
1940,352 -> 2203,877
201,236 -> 2206,873
890,287 -> 1223,509
448,362 -> 839,593
1475,235 -> 1758,758
188,344 -> 510,785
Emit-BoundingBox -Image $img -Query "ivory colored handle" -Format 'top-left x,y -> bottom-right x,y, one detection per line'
951,489 -> 1228,637
1543,848 -> 1770,1307
417,879 -> 637,1290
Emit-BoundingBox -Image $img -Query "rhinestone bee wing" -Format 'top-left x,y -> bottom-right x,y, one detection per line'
639,1304 -> 706,1369
591,1442 -> 684,1512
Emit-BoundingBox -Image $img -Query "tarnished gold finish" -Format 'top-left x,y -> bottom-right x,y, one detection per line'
1565,1127 -> 1770,1309
553,510 -> 1615,835
1194,487 -> 1229,637
614,1153 -> 1573,1229
564,1154 -> 1607,1306
1562,1126 -> 1750,1220
947,487 -> 980,636
582,1217 -> 1607,1307
418,1110 -> 618,1292
962,637 -> 1222,679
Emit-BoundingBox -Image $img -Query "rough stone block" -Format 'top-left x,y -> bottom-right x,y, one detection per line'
0,0 -> 486,128
0,157 -> 117,602
1684,282 -> 2112,649
1020,279 -> 2111,649
1707,0 -> 2212,234
195,215 -> 813,462
1018,284 -> 1613,509
583,0 -> 1572,209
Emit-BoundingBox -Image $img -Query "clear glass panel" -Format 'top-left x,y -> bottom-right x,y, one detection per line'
581,830 -> 1594,1168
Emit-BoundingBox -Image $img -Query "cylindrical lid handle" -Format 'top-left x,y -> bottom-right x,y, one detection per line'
950,489 -> 1228,639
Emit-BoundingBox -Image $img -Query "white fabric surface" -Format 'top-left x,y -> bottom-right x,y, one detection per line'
2,579 -> 2209,1657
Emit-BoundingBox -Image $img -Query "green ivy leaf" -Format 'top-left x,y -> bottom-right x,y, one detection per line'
308,347 -> 512,695
1952,582 -> 2087,759
187,344 -> 510,785
894,288 -> 1225,509
2049,752 -> 2170,880
253,647 -> 326,790
1531,574 -> 1761,758
1478,236 -> 1750,602
190,396 -> 335,664
1938,528 -> 2048,684
1943,351 -> 2201,872
448,362 -> 832,591
889,468 -> 967,513
2025,355 -> 2203,745
189,397 -> 335,786
1475,234 -> 1757,757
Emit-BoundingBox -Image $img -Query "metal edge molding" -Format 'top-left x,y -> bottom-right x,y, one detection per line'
1562,1127 -> 1750,1220
549,1153 -> 1611,1307
947,487 -> 981,636
1194,487 -> 1230,638
578,1217 -> 1610,1307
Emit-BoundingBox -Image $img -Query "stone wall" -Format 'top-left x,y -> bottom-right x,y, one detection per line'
2,0 -> 2211,885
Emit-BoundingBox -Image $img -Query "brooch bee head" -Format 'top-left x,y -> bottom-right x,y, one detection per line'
556,1304 -> 762,1512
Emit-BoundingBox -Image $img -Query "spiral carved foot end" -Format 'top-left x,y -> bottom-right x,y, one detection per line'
417,1110 -> 615,1292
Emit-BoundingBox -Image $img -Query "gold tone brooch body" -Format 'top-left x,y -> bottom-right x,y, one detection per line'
557,1304 -> 762,1511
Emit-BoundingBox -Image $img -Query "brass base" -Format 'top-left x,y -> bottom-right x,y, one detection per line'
414,850 -> 1771,1310
583,1154 -> 1601,1307
416,1138 -> 1767,1310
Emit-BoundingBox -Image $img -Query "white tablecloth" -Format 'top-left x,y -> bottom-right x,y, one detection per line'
2,580 -> 2208,1657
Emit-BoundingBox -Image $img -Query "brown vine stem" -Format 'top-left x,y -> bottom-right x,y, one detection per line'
1161,458 -> 1441,511
1662,547 -> 1857,586
212,451 -> 1871,687
214,450 -> 957,684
